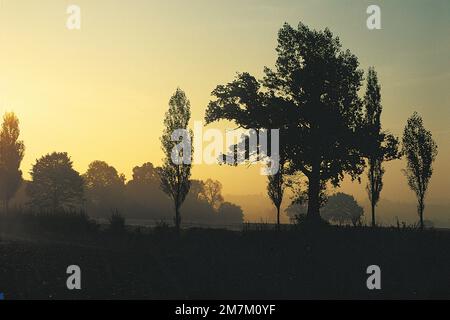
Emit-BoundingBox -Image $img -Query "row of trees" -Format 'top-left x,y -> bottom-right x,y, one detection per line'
0,112 -> 243,226
27,155 -> 242,225
0,22 -> 439,232
200,22 -> 438,230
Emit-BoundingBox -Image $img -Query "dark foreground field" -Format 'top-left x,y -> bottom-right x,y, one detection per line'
0,226 -> 449,299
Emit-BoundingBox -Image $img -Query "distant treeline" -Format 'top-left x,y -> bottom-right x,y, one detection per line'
4,153 -> 243,226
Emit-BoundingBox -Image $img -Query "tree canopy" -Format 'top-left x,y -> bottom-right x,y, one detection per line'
363,67 -> 400,227
160,88 -> 192,231
27,152 -> 84,211
200,179 -> 224,210
0,112 -> 25,212
402,112 -> 438,229
83,160 -> 126,214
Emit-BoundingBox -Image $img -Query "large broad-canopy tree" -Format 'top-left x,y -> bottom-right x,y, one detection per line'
129,162 -> 160,185
320,192 -> 364,227
27,152 -> 84,212
125,162 -> 171,219
217,202 -> 244,226
205,22 -> 366,221
126,162 -> 161,206
285,192 -> 363,226
83,160 -> 126,215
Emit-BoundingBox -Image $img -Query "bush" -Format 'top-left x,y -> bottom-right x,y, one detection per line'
108,210 -> 126,234
292,213 -> 330,230
20,210 -> 99,236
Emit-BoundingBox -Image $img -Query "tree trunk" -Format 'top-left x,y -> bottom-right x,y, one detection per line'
371,201 -> 376,227
419,198 -> 424,230
276,206 -> 280,231
306,165 -> 321,221
175,205 -> 181,234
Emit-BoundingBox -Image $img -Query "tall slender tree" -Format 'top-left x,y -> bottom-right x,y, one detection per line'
402,112 -> 438,230
363,67 -> 400,227
0,112 -> 25,213
267,159 -> 286,229
159,88 -> 192,233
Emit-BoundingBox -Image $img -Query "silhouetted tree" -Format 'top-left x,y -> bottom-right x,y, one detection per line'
205,22 -> 366,223
286,192 -> 363,226
285,201 -> 307,223
83,160 -> 125,216
267,160 -> 286,228
217,202 -> 244,225
321,192 -> 364,226
125,162 -> 173,219
27,152 -> 84,211
189,179 -> 206,201
0,112 -> 25,213
125,162 -> 167,217
160,88 -> 192,232
402,112 -> 438,230
181,179 -> 220,224
363,67 -> 400,227
124,168 -> 235,225
201,179 -> 224,210
129,162 -> 159,185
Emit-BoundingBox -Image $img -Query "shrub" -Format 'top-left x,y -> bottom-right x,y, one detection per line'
108,210 -> 126,234
21,210 -> 99,236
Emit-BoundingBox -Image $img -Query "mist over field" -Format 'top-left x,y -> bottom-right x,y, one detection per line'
227,194 -> 450,227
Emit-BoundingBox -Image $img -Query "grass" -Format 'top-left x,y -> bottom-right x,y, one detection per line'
0,221 -> 449,299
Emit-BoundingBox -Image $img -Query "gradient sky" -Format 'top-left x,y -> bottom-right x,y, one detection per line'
0,0 -> 449,222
